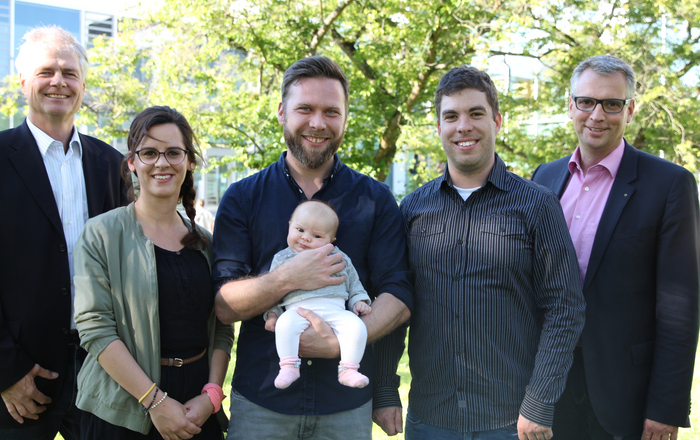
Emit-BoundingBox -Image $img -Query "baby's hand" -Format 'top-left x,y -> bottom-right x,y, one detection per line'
265,312 -> 278,332
353,301 -> 372,316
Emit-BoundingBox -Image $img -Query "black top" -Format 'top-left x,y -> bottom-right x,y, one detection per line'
155,245 -> 212,358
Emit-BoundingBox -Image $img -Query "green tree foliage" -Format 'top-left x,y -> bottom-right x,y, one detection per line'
503,0 -> 700,176
2,0 -> 697,189
84,0 -> 523,182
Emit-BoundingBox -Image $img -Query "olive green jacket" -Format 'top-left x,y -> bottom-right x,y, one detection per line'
74,203 -> 234,434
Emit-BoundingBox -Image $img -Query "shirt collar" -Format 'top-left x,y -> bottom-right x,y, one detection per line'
437,153 -> 509,195
27,118 -> 82,159
279,151 -> 343,182
567,139 -> 625,178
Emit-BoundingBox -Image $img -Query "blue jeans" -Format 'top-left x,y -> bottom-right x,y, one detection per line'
405,408 -> 518,440
226,387 -> 372,440
0,344 -> 84,440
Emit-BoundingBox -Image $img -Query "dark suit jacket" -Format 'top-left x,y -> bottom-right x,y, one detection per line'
0,120 -> 128,428
532,141 -> 700,436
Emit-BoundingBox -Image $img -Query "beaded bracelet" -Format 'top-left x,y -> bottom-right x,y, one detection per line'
138,383 -> 156,404
143,386 -> 160,414
149,392 -> 168,412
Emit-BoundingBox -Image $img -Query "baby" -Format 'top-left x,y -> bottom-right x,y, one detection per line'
265,200 -> 371,389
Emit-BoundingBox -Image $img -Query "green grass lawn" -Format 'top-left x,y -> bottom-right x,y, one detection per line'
56,334 -> 700,439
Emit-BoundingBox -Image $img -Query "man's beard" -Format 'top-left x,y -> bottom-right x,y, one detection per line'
284,125 -> 343,169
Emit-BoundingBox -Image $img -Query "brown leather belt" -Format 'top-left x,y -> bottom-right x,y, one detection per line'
160,348 -> 206,367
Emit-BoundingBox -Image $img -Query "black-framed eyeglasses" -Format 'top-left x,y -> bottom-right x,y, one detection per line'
572,96 -> 633,114
134,148 -> 188,165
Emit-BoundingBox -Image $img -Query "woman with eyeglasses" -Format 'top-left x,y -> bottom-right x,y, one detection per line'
73,106 -> 234,439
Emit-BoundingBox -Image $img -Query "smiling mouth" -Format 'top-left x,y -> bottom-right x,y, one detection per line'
46,94 -> 69,99
303,135 -> 328,144
152,175 -> 173,180
456,141 -> 477,147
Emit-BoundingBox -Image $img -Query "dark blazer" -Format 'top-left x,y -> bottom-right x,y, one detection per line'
0,120 -> 128,427
531,141 -> 700,436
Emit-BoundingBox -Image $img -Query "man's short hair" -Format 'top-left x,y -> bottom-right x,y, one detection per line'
435,65 -> 500,121
570,55 -> 636,99
281,56 -> 349,110
15,26 -> 88,79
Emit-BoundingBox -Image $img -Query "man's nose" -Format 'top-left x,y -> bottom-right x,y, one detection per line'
589,102 -> 606,119
50,71 -> 66,87
308,112 -> 327,130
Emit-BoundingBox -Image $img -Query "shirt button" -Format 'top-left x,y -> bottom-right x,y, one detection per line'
59,244 -> 67,252
584,187 -> 590,191
576,215 -> 581,219
307,360 -> 312,366
60,287 -> 69,296
455,275 -> 461,281
457,239 -> 463,245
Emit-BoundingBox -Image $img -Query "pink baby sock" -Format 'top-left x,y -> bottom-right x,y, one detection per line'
338,362 -> 369,388
275,356 -> 301,389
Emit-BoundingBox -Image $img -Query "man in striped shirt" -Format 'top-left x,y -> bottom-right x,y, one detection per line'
373,66 -> 585,440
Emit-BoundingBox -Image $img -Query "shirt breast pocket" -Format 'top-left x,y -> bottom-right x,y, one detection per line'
477,216 -> 530,269
408,222 -> 445,268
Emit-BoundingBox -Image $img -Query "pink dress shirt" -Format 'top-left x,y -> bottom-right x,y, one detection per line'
560,141 -> 625,284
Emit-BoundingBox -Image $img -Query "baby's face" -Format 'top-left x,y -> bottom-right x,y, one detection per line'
287,210 -> 335,253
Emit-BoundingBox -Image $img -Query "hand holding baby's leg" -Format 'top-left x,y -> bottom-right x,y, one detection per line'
265,312 -> 278,332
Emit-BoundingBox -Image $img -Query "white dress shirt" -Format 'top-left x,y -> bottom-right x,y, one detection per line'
27,118 -> 88,328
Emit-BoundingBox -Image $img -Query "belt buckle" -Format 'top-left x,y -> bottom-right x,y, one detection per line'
173,358 -> 183,367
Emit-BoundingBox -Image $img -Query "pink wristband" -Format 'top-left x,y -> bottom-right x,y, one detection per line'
201,383 -> 226,414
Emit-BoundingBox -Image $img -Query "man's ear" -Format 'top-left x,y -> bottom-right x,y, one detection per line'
277,102 -> 285,125
626,99 -> 636,124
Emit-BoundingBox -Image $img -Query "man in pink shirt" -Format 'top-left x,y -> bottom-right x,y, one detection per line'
532,55 -> 700,440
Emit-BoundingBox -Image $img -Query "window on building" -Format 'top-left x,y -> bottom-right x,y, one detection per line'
14,1 -> 80,56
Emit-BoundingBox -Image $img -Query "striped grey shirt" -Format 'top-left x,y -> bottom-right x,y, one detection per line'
394,155 -> 585,431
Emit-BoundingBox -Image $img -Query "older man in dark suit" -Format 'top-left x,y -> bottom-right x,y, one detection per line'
532,55 -> 700,440
0,26 -> 128,440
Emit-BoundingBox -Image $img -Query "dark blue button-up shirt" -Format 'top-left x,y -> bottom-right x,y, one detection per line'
212,152 -> 413,415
